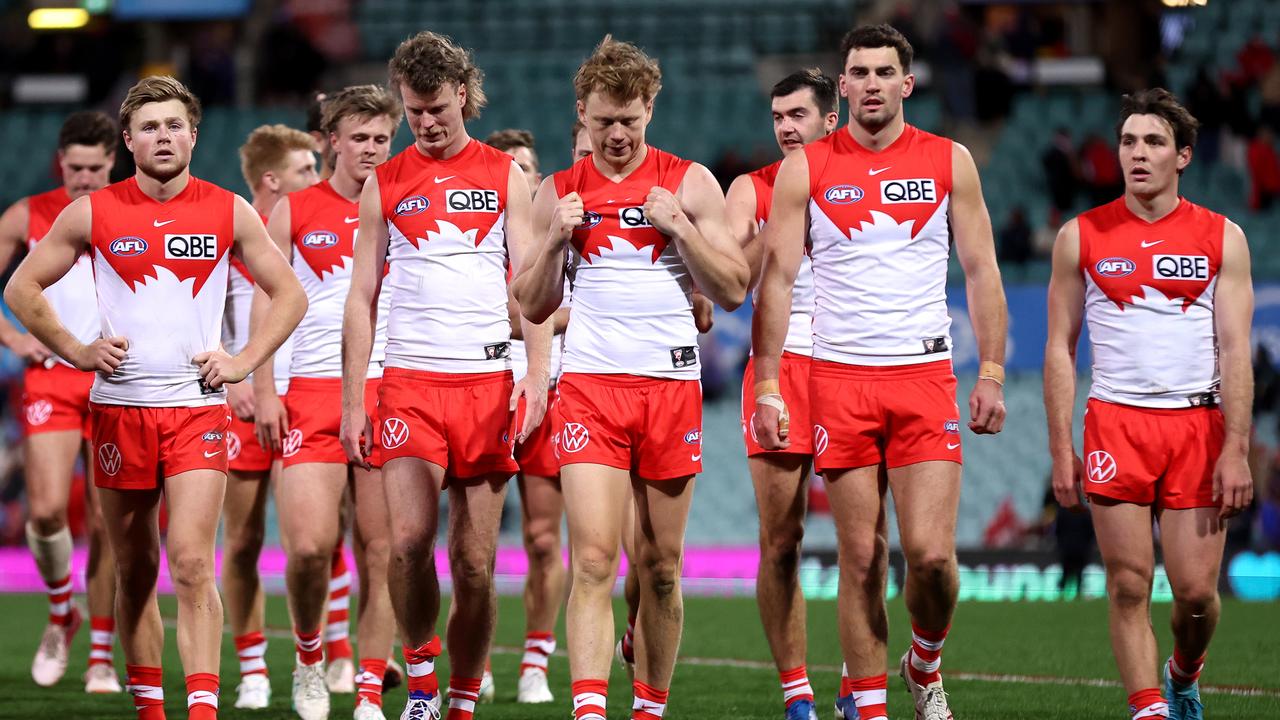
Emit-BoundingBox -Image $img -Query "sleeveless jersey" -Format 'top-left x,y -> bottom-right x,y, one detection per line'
748,160 -> 814,356
288,181 -> 389,378
88,176 -> 233,406
377,139 -> 513,372
28,188 -> 99,366
805,124 -> 954,365
555,147 -> 699,379
1078,197 -> 1225,408
223,211 -> 291,394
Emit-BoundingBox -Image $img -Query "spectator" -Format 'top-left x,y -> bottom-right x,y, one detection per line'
1042,127 -> 1079,212
1187,66 -> 1227,166
1040,480 -> 1094,597
1237,34 -> 1276,85
1079,134 -> 1122,206
1247,124 -> 1280,211
998,206 -> 1033,265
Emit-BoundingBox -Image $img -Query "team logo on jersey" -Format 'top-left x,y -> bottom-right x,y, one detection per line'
109,236 -> 148,256
618,206 -> 653,229
880,178 -> 937,204
25,400 -> 53,427
1153,254 -> 1209,281
281,428 -> 303,458
446,189 -> 500,213
98,443 -> 122,476
1086,450 -> 1117,484
813,424 -> 830,457
202,430 -> 223,442
943,420 -> 960,434
302,230 -> 340,248
226,431 -> 242,461
581,210 -> 603,229
395,195 -> 430,216
381,417 -> 410,450
684,429 -> 701,445
824,185 -> 865,204
164,234 -> 218,260
1095,257 -> 1136,278
560,422 -> 590,453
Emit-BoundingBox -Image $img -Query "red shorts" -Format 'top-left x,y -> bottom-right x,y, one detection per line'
555,373 -> 702,481
515,389 -> 560,478
377,367 -> 517,479
90,403 -> 231,490
1082,398 -> 1224,510
22,363 -> 93,439
227,407 -> 280,473
809,359 -> 962,474
741,352 -> 813,457
283,378 -> 381,468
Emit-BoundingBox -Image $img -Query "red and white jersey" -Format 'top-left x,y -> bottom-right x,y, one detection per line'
28,188 -> 99,366
223,211 -> 291,395
88,177 -> 233,406
377,140 -> 513,372
555,147 -> 699,379
749,160 -> 814,356
1079,197 -> 1224,408
288,181 -> 389,378
805,124 -> 954,365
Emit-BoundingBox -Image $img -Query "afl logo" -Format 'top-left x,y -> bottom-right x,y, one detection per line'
581,211 -> 603,229
684,429 -> 701,445
1095,257 -> 1135,277
302,230 -> 339,248
395,195 -> 430,216
824,185 -> 864,204
109,236 -> 148,256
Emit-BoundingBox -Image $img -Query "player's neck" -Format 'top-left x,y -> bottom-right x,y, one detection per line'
845,115 -> 906,152
329,169 -> 363,202
1123,186 -> 1180,223
135,167 -> 191,203
250,192 -> 279,218
592,144 -> 648,182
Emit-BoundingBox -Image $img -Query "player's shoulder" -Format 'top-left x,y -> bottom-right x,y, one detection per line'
747,159 -> 783,189
1076,196 -> 1128,232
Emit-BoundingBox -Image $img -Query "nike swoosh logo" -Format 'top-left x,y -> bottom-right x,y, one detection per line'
344,216 -> 358,224
153,219 -> 176,227
434,175 -> 455,183
1140,239 -> 1164,248
946,442 -> 960,450
868,167 -> 892,176
203,450 -> 222,458
691,453 -> 702,461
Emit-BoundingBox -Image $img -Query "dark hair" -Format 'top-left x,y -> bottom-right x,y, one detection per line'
58,111 -> 116,151
771,68 -> 838,115
485,128 -> 535,154
306,91 -> 329,134
839,24 -> 913,72
1117,88 -> 1199,150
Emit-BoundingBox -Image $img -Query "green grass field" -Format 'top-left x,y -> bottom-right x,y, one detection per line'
2,592 -> 1276,719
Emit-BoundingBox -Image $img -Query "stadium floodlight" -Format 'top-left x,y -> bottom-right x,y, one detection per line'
28,8 -> 90,29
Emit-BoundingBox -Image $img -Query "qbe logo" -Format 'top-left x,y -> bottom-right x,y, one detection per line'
381,417 -> 410,449
1086,450 -> 1117,484
824,185 -> 864,204
618,206 -> 652,229
1154,254 -> 1209,281
880,178 -> 936,204
560,422 -> 590,453
164,234 -> 218,260
98,443 -> 122,476
446,189 -> 500,213
395,195 -> 429,216
302,230 -> 339,248
109,236 -> 148,256
1095,257 -> 1136,277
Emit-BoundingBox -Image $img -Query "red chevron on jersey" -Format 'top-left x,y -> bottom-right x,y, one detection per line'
292,180 -> 359,280
27,187 -> 100,363
27,187 -> 72,248
90,177 -> 233,297
748,160 -> 781,225
378,139 -> 509,252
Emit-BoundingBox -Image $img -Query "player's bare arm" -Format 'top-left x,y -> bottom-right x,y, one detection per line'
339,172 -> 390,466
725,173 -> 766,288
512,175 -> 573,322
5,197 -> 127,374
1212,220 -> 1255,520
750,151 -> 808,450
1043,219 -> 1086,509
249,196 -> 295,450
505,160 -> 551,440
950,141 -> 1008,435
0,198 -> 53,364
650,162 -> 748,309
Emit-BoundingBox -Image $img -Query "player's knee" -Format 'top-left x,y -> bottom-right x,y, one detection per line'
225,527 -> 265,570
523,527 -> 560,567
639,555 -> 681,600
360,537 -> 392,576
1172,584 -> 1218,615
116,546 -> 160,588
758,523 -> 804,570
27,508 -> 68,536
1106,571 -> 1152,611
838,534 -> 886,587
906,549 -> 956,586
288,538 -> 333,577
169,552 -> 215,594
390,525 -> 435,564
572,546 -> 617,589
449,552 -> 494,597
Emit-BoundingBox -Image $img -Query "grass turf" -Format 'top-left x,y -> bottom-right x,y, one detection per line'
1,592 -> 1276,718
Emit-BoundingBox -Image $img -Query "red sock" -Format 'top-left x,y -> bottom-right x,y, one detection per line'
326,545 -> 353,661
521,631 -> 556,674
47,573 -> 73,626
572,679 -> 609,720
1169,648 -> 1205,686
185,672 -> 219,720
403,637 -> 442,695
445,675 -> 482,720
294,627 -> 323,666
356,658 -> 387,707
126,664 -> 166,720
632,680 -> 669,720
907,622 -> 949,686
848,674 -> 889,720
779,665 -> 814,708
1128,687 -> 1168,719
621,611 -> 636,663
89,616 -> 116,668
234,631 -> 267,678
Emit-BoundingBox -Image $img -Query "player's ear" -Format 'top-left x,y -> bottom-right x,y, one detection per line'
576,99 -> 587,125
1176,145 -> 1192,173
122,130 -> 134,153
824,111 -> 839,133
901,72 -> 915,99
838,73 -> 849,98
190,125 -> 198,147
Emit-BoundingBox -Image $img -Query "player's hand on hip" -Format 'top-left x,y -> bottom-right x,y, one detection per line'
254,394 -> 288,451
644,186 -> 689,237
340,406 -> 373,470
551,192 -> 585,242
968,378 -> 1006,434
1051,453 -> 1086,511
1213,449 -> 1253,520
226,381 -> 256,421
11,333 -> 52,365
510,374 -> 548,443
193,350 -> 248,388
74,336 -> 128,375
753,395 -> 791,451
